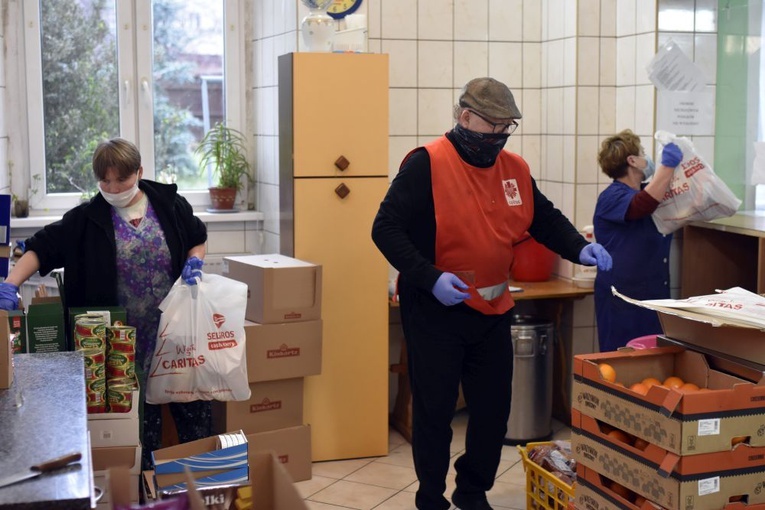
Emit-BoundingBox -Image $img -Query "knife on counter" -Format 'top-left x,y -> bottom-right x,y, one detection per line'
0,452 -> 82,489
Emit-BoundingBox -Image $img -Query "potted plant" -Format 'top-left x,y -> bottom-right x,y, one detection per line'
195,122 -> 252,210
10,168 -> 41,218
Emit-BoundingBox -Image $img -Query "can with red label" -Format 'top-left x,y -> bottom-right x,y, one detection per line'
107,377 -> 135,413
83,348 -> 106,380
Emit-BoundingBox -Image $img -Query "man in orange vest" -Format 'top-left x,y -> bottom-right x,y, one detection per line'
372,77 -> 612,510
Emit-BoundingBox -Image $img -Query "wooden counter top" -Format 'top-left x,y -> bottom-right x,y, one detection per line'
510,277 -> 594,300
688,211 -> 765,238
389,277 -> 593,306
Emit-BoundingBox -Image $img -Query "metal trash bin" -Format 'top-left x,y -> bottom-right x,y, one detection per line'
504,316 -> 554,445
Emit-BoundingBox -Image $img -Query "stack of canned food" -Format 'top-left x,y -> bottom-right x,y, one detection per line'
74,313 -> 136,414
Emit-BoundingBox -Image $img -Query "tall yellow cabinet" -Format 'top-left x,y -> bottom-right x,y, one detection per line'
278,53 -> 390,461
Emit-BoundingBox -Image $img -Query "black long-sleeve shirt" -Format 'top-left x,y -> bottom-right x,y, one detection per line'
372,133 -> 588,300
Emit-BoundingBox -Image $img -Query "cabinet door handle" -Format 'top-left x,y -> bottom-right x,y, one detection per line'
335,155 -> 350,171
335,183 -> 351,199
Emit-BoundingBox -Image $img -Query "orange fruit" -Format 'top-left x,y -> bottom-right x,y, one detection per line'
679,382 -> 699,392
629,382 -> 649,396
731,436 -> 748,446
642,377 -> 662,388
598,363 -> 617,383
633,437 -> 650,451
663,376 -> 684,389
607,429 -> 633,446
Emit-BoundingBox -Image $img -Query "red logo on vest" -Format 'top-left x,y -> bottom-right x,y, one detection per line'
213,313 -> 225,328
503,179 -> 522,206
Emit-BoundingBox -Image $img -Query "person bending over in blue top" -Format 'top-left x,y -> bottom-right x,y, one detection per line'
593,129 -> 683,353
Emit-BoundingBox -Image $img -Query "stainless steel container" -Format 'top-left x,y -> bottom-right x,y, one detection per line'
504,316 -> 554,445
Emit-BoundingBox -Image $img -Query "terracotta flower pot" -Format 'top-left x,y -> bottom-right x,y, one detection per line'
208,187 -> 237,210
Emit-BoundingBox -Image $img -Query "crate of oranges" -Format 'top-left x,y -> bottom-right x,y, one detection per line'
572,346 -> 765,455
517,441 -> 576,510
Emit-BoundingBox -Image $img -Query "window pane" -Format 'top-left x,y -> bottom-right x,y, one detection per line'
40,0 -> 119,195
152,0 -> 224,190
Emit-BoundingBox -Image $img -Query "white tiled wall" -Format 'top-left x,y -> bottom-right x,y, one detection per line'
249,0 -> 714,355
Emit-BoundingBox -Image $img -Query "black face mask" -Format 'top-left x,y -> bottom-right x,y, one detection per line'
452,123 -> 510,167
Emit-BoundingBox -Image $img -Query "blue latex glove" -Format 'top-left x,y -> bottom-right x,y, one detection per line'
431,272 -> 471,306
661,142 -> 683,168
182,257 -> 204,285
0,282 -> 19,311
579,243 -> 613,271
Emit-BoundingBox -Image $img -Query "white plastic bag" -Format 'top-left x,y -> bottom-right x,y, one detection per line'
651,130 -> 741,234
146,273 -> 250,404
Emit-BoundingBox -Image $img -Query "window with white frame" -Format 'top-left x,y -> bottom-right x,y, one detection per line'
23,0 -> 243,212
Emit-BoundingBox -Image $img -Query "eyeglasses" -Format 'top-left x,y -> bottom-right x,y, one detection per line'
467,109 -> 519,134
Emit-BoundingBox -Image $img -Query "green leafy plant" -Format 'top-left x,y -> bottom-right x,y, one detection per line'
195,122 -> 252,190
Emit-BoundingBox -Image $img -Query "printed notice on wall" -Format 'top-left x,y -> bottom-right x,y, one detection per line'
657,89 -> 715,136
647,39 -> 708,92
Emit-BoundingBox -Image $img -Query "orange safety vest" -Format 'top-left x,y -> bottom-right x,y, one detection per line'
427,136 -> 534,315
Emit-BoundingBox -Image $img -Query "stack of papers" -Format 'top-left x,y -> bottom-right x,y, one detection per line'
613,286 -> 765,330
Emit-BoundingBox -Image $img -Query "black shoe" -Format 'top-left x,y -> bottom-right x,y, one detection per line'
451,490 -> 493,510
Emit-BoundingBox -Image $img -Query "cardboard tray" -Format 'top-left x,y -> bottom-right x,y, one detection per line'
572,347 -> 765,455
572,407 -> 765,476
575,462 -> 765,510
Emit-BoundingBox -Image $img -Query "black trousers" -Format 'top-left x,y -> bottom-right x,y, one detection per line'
400,291 -> 514,510
140,400 -> 212,471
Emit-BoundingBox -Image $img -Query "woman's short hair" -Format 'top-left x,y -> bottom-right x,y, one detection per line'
92,138 -> 141,180
598,129 -> 642,179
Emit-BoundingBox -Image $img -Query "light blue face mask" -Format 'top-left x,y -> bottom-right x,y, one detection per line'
642,156 -> 656,181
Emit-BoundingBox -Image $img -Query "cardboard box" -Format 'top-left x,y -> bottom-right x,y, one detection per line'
575,464 -> 656,510
617,290 -> 765,365
87,386 -> 140,447
92,445 -> 141,505
246,425 -> 312,482
247,450 -> 309,509
139,450 -> 309,509
212,378 -> 304,435
223,254 -> 321,324
7,310 -> 26,354
0,310 -> 11,388
572,408 -> 765,476
245,320 -> 322,382
572,408 -> 765,509
575,459 -> 764,510
151,432 -> 248,490
572,347 -> 765,455
26,298 -> 66,353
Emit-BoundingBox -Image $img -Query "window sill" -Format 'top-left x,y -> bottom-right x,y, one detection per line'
10,209 -> 264,229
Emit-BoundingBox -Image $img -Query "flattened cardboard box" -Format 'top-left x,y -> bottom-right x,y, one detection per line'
615,289 -> 765,365
572,347 -> 765,455
572,409 -> 765,510
223,254 -> 322,324
211,377 -> 304,435
245,319 -> 322,382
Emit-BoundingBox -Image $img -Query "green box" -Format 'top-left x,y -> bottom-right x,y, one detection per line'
7,310 -> 26,354
26,301 -> 67,353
